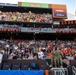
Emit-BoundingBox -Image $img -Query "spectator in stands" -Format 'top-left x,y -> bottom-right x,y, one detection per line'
0,50 -> 3,63
66,54 -> 74,60
33,53 -> 38,60
38,47 -> 44,59
0,39 -> 75,68
3,51 -> 8,60
74,54 -> 76,60
67,46 -> 73,54
28,52 -> 34,60
13,51 -> 19,59
46,50 -> 52,58
8,55 -> 13,60
0,11 -> 52,23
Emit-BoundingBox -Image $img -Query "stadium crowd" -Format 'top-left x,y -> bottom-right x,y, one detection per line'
0,40 -> 76,62
0,11 -> 52,23
0,24 -> 76,33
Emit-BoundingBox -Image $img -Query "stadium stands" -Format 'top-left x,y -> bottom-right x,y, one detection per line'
0,4 -> 75,75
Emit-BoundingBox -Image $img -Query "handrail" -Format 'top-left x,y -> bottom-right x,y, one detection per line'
72,66 -> 76,75
51,67 -> 68,75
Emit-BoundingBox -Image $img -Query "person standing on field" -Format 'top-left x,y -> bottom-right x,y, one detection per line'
51,47 -> 57,67
56,47 -> 63,67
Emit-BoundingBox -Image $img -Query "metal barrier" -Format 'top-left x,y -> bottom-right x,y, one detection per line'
72,66 -> 76,75
51,67 -> 68,75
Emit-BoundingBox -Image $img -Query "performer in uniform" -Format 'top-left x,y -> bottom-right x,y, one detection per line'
56,47 -> 63,67
51,47 -> 57,67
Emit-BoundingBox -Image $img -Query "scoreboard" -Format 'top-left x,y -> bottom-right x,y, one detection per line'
61,20 -> 76,25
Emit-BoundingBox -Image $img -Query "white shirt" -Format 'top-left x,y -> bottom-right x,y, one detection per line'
1,50 -> 4,54
28,56 -> 33,60
38,51 -> 44,59
6,44 -> 9,48
0,53 -> 3,63
14,46 -> 18,50
67,56 -> 74,60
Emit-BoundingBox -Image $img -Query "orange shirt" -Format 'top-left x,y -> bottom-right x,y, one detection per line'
46,53 -> 52,57
67,48 -> 72,53
62,49 -> 67,54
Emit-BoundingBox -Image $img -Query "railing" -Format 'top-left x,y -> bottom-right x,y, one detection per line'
51,67 -> 68,75
72,66 -> 76,75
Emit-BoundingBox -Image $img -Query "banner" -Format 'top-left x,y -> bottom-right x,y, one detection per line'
20,2 -> 49,8
53,9 -> 66,13
0,70 -> 44,75
50,4 -> 67,18
54,13 -> 66,17
0,3 -> 17,6
53,9 -> 67,17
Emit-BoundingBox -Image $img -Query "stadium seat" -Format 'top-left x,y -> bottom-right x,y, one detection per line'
30,62 -> 39,70
39,63 -> 47,70
0,63 -> 2,70
21,63 -> 29,70
11,63 -> 20,70
2,63 -> 11,70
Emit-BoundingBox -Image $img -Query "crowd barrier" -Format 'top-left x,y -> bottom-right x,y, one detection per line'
69,60 -> 76,75
51,67 -> 68,75
72,66 -> 76,75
